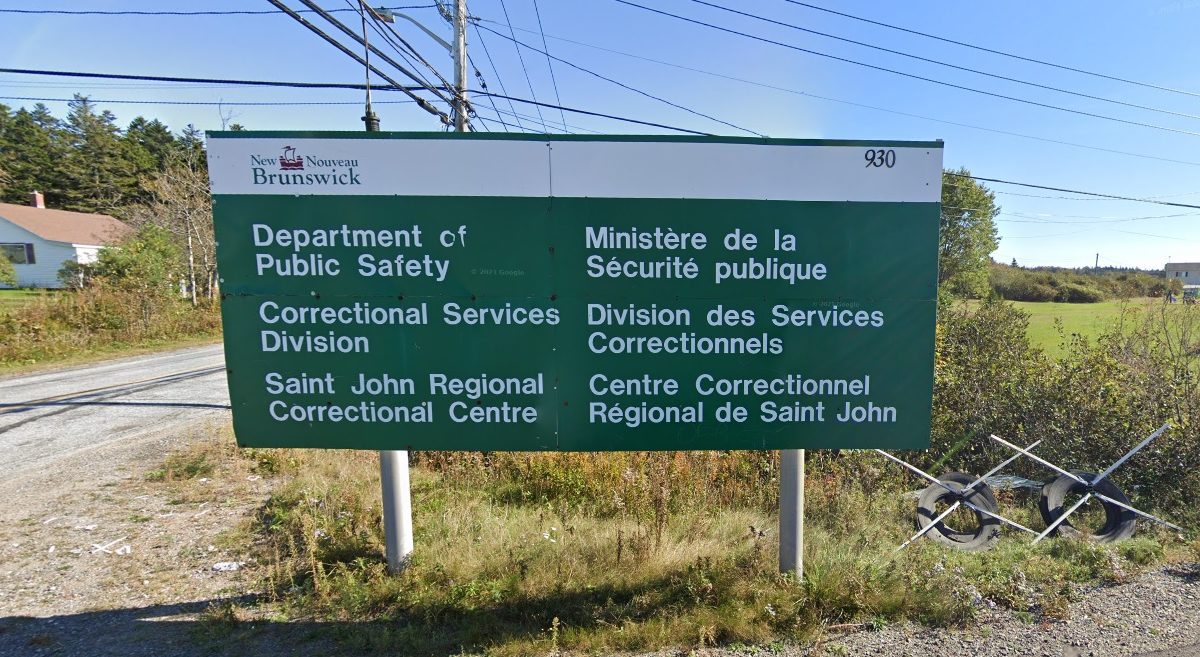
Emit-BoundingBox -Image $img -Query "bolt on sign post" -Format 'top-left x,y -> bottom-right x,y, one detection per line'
206,133 -> 944,577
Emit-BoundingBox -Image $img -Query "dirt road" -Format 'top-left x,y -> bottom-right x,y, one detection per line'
0,344 -> 229,497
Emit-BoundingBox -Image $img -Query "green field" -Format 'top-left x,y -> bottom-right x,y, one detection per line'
971,298 -> 1163,356
0,289 -> 56,314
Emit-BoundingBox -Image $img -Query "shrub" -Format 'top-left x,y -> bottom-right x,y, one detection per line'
930,300 -> 1200,525
0,253 -> 15,287
989,262 -> 1168,302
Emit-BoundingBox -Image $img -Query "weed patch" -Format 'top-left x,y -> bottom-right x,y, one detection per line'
0,285 -> 219,369
146,451 -> 215,482
244,448 -> 1177,656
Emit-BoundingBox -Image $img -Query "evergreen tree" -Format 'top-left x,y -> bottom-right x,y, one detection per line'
125,117 -> 177,171
124,117 -> 178,203
177,124 -> 207,170
60,95 -> 138,213
0,107 -> 61,205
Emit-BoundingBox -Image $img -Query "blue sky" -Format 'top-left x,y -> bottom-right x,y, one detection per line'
2,0 -> 1199,269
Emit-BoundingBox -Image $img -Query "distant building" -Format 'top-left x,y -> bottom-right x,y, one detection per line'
0,192 -> 132,288
1166,262 -> 1200,289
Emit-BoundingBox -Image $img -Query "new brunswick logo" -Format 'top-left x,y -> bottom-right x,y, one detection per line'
249,147 -> 362,186
279,146 -> 304,170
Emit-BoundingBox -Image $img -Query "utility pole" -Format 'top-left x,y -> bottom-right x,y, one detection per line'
1095,253 -> 1099,270
360,1 -> 380,131
452,0 -> 469,132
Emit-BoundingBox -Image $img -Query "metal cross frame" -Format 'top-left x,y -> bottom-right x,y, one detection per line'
875,445 -> 1041,552
990,423 -> 1183,543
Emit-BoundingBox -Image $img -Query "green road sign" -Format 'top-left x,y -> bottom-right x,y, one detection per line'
208,132 -> 943,451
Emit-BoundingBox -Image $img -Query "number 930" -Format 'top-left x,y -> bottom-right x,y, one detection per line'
864,149 -> 896,168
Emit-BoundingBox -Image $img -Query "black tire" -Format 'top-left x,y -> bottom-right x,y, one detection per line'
1038,471 -> 1137,543
915,472 -> 1002,552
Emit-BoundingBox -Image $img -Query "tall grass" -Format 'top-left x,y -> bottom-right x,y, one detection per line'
244,447 -> 1177,656
0,285 -> 220,366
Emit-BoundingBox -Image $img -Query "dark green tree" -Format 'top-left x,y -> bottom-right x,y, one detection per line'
177,124 -> 206,164
0,107 -> 62,205
60,95 -> 139,212
124,117 -> 177,181
28,103 -> 60,132
940,168 -> 1000,298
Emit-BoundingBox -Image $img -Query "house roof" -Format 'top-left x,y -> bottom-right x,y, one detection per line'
0,202 -> 132,246
1166,262 -> 1200,269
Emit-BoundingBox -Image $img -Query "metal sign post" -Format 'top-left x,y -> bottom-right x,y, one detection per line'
380,449 -> 414,571
779,449 -> 804,576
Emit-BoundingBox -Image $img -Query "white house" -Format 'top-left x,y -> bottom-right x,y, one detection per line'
1166,262 -> 1200,288
0,192 -> 131,288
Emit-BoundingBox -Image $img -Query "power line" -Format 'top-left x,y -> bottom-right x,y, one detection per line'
1111,228 -> 1198,242
687,0 -> 1200,124
946,201 -> 1200,224
360,8 -> 455,123
946,172 -> 1200,210
0,5 -> 437,16
0,79 -> 274,90
467,106 -> 519,132
0,95 -> 417,107
778,0 -> 1200,100
476,22 -> 764,136
473,104 -> 569,133
483,19 -> 1200,168
472,21 -> 526,130
497,0 -> 549,132
359,6 -> 441,94
993,187 -> 1200,202
0,67 -> 437,92
951,179 -> 1200,202
1002,228 -> 1096,239
996,211 -> 1199,225
611,0 -> 1200,139
468,57 -> 511,132
529,0 -> 568,132
479,102 -> 604,134
360,3 -> 457,103
992,190 -> 1140,202
294,0 -> 456,108
266,0 -> 450,123
470,89 -> 712,135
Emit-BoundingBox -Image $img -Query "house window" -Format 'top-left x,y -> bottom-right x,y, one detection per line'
0,243 -> 34,265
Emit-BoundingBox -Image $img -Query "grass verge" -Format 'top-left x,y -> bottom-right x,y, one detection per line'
0,287 -> 220,373
219,447 -> 1191,656
0,288 -> 57,313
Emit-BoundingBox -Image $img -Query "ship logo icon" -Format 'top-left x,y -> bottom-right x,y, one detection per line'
279,146 -> 304,171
